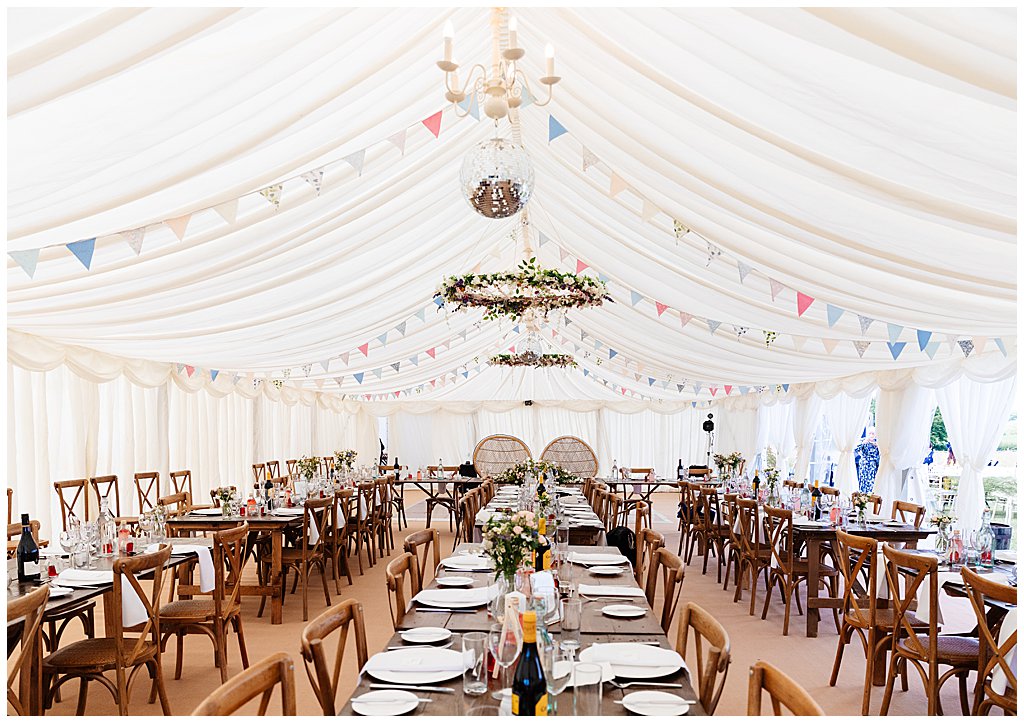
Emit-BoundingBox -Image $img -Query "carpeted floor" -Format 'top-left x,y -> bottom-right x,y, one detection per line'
37,490 -> 979,716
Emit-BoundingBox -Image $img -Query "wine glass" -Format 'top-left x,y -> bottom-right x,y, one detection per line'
59,529 -> 77,570
488,622 -> 522,700
82,522 -> 99,568
541,641 -> 572,714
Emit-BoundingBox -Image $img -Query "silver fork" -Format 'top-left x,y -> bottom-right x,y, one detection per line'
606,680 -> 684,690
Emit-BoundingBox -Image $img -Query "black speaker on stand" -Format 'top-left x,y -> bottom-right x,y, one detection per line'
703,413 -> 715,469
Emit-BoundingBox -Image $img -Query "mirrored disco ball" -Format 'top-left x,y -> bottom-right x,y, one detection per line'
459,137 -> 534,219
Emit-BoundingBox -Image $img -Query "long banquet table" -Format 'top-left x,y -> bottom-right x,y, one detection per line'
472,486 -> 606,546
340,543 -> 706,716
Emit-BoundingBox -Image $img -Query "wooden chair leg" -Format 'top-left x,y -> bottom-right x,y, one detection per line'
175,631 -> 184,680
233,615 -> 250,668
76,677 -> 89,716
320,560 -> 332,607
880,653 -> 899,715
116,665 -> 129,715
153,658 -> 172,715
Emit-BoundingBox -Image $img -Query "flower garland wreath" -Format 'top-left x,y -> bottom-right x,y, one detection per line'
436,257 -> 609,322
489,352 -> 577,368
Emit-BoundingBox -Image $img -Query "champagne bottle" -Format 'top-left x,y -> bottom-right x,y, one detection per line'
535,517 -> 551,572
677,458 -> 684,480
511,611 -> 547,716
17,513 -> 40,582
811,479 -> 822,521
752,469 -> 761,496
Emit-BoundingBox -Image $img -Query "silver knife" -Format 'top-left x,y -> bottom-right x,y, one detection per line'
416,607 -> 478,613
368,684 -> 454,694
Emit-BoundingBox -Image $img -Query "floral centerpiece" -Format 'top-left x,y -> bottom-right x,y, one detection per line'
481,509 -> 541,585
436,257 -> 609,322
334,449 -> 357,470
851,492 -> 872,523
495,459 -> 577,487
764,467 -> 781,505
931,512 -> 955,553
713,451 -> 744,478
213,487 -> 235,515
296,456 -> 320,481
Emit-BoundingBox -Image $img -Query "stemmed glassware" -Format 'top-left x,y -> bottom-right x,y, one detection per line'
488,621 -> 522,700
541,641 -> 572,714
82,522 -> 99,568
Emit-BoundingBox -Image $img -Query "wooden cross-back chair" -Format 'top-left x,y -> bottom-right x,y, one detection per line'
891,500 -> 926,528
90,475 -> 135,524
636,527 -> 664,587
676,482 -> 699,555
42,545 -> 173,715
265,461 -> 280,479
54,479 -> 89,529
134,472 -> 161,514
721,493 -> 743,593
676,601 -> 732,715
760,506 -> 839,636
866,494 -> 883,516
169,470 -> 191,497
404,528 -> 441,592
733,498 -> 771,615
252,464 -> 266,485
160,523 -> 250,684
820,486 -> 841,499
7,519 -> 43,559
687,485 -> 729,582
329,489 -> 355,590
385,552 -> 421,631
643,548 -> 686,633
300,600 -> 368,715
539,435 -> 598,478
286,460 -> 298,477
961,566 -> 1016,715
453,490 -> 477,551
783,479 -> 803,490
279,498 -> 334,622
748,660 -> 824,715
374,478 -> 395,556
828,530 -> 924,714
191,651 -> 296,716
158,491 -> 192,517
879,544 -> 978,716
471,434 -> 532,478
8,583 -> 50,715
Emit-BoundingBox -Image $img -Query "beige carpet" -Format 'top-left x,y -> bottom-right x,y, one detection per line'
37,490 -> 978,716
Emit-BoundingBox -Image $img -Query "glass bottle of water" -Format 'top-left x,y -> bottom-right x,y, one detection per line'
96,496 -> 117,557
975,509 -> 996,569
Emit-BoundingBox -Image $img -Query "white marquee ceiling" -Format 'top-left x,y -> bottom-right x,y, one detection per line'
6,7 -> 1016,402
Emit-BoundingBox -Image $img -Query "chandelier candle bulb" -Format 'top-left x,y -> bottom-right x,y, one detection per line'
443,20 -> 454,61
508,17 -> 517,48
545,44 -> 555,76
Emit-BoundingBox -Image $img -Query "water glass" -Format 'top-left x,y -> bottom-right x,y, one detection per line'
573,662 -> 603,715
462,632 -> 489,696
560,598 -> 583,653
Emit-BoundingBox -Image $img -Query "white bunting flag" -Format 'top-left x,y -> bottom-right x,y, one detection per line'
120,228 -> 145,256
737,260 -> 754,283
972,336 -> 987,355
822,338 -> 838,354
259,184 -> 283,209
344,149 -> 366,176
9,249 -> 39,279
165,214 -> 191,241
388,128 -> 407,155
214,199 -> 239,225
582,147 -> 599,172
641,199 -> 658,223
852,340 -> 870,357
791,335 -> 808,351
609,173 -> 628,197
769,278 -> 785,301
301,169 -> 324,195
320,360 -> 331,373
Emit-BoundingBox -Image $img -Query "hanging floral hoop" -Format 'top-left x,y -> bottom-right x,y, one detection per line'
436,258 -> 609,321
489,352 -> 577,368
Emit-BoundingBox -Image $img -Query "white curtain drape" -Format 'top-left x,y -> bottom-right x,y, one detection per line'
791,395 -> 823,483
935,375 -> 1017,534
823,393 -> 874,495
874,384 -> 935,506
715,405 -> 759,473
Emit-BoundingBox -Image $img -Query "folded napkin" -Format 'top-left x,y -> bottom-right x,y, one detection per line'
413,584 -> 498,606
794,519 -> 832,527
146,543 -> 214,593
271,507 -> 304,516
570,552 -> 627,564
441,554 -> 493,570
475,510 -> 497,524
532,571 -> 555,594
914,571 -> 962,625
583,643 -> 685,670
579,584 -> 645,598
57,569 -> 147,627
363,649 -> 469,675
991,607 -> 1017,694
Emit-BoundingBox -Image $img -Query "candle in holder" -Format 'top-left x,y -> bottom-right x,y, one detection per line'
443,20 -> 454,63
545,43 -> 555,76
508,16 -> 518,48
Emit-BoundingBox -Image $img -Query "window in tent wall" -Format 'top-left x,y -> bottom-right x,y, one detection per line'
378,416 -> 389,466
807,414 -> 836,486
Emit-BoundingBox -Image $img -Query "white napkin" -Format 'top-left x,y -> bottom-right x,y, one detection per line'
570,552 -> 627,565
532,571 -> 555,594
991,607 -> 1017,695
441,554 -> 493,570
914,571 -> 961,625
579,584 -> 645,598
475,510 -> 497,525
146,543 -> 215,593
794,519 -> 832,527
413,584 -> 498,606
271,507 -> 304,516
362,649 -> 469,675
56,569 -> 147,627
583,643 -> 685,670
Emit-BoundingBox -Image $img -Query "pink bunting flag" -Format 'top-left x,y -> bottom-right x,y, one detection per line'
426,348 -> 436,359
165,214 -> 191,241
576,259 -> 589,273
358,343 -> 369,356
422,111 -> 443,138
724,385 -> 733,395
339,352 -> 350,365
796,292 -> 815,316
609,173 -> 628,197
769,278 -> 785,301
821,338 -> 838,354
185,365 -> 195,377
679,312 -> 693,328
655,302 -> 669,316
709,387 -> 718,397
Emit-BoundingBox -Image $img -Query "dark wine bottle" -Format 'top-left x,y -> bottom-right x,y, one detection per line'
677,458 -> 684,480
535,517 -> 551,572
393,456 -> 400,480
17,513 -> 40,582
752,469 -> 761,495
511,611 -> 547,716
811,479 -> 822,521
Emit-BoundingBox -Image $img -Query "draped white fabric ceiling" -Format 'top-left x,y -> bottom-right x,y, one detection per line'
7,7 -> 1016,403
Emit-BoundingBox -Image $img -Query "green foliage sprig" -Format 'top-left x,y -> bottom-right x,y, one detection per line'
489,352 -> 577,368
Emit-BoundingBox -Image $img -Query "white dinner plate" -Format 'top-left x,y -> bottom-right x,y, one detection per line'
570,553 -> 630,566
190,508 -> 223,516
435,576 -> 475,587
414,590 -> 490,608
441,554 -> 493,571
883,520 -> 907,526
47,585 -> 73,597
589,566 -> 626,576
622,691 -> 690,716
551,660 -> 615,687
350,689 -> 421,716
363,648 -> 465,684
400,627 -> 453,644
601,604 -> 646,619
579,642 -> 684,680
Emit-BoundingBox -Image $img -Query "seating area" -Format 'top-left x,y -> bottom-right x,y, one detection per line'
6,5 -> 1017,719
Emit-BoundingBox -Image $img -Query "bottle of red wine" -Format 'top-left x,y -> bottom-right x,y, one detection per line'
677,458 -> 684,480
811,479 -> 822,521
512,611 -> 547,716
535,517 -> 551,572
393,457 -> 400,480
17,513 -> 40,582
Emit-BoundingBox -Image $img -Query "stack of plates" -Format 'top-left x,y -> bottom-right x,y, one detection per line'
579,642 -> 685,679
